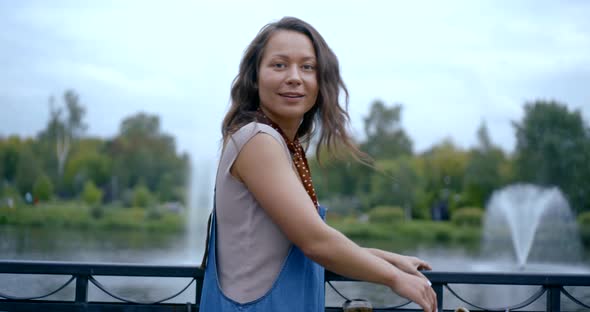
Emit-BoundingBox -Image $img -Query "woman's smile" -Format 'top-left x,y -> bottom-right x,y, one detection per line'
279,92 -> 305,102
257,30 -> 318,135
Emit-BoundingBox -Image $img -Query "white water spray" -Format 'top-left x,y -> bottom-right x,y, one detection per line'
483,184 -> 583,267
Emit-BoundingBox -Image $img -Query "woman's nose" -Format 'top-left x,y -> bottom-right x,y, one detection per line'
285,67 -> 302,85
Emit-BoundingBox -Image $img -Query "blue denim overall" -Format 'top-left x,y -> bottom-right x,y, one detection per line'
199,206 -> 327,311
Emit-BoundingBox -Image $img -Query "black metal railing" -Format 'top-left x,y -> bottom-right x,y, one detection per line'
325,270 -> 590,312
1,260 -> 589,311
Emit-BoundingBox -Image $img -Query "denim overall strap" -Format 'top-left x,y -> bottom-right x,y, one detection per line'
199,206 -> 327,311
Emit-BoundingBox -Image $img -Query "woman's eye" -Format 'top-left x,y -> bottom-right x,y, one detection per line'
302,64 -> 316,71
273,63 -> 286,69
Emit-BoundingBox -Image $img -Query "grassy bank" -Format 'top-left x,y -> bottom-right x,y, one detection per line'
0,201 -> 185,232
329,217 -> 483,250
330,217 -> 590,251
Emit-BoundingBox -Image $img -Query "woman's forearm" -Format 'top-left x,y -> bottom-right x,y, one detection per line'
366,248 -> 402,265
302,226 -> 400,288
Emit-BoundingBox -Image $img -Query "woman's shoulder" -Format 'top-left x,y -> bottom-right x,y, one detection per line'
218,121 -> 291,178
230,122 -> 284,148
233,122 -> 279,138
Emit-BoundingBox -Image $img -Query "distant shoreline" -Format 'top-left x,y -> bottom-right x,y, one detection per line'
0,201 -> 185,232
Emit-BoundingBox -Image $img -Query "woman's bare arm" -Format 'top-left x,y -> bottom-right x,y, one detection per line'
233,133 -> 437,312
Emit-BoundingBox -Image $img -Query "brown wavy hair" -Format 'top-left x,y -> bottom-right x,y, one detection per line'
222,16 -> 367,163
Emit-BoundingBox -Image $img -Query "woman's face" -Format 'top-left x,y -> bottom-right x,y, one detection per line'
257,30 -> 318,128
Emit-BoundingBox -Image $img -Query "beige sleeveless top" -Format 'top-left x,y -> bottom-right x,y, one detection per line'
215,122 -> 293,303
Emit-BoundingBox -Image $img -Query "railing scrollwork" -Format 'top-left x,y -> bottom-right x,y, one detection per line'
1,260 -> 589,312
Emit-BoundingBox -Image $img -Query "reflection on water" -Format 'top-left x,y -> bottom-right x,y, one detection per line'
0,224 -> 207,264
0,225 -> 207,304
1,225 -> 589,310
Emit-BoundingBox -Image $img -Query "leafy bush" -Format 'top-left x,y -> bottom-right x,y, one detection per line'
33,174 -> 53,201
578,212 -> 590,226
82,181 -> 103,206
133,185 -> 153,208
452,207 -> 484,227
82,181 -> 103,219
368,206 -> 404,224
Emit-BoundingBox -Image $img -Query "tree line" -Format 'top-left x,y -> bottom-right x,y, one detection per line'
0,90 -> 189,209
310,99 -> 590,219
1,91 -> 588,220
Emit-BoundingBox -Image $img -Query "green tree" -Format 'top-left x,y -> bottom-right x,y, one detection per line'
33,174 -> 53,201
368,157 -> 421,218
82,180 -> 103,206
513,100 -> 590,214
63,143 -> 112,196
0,136 -> 22,183
419,139 -> 469,218
362,100 -> 413,159
462,122 -> 509,207
157,172 -> 183,202
14,145 -> 42,195
37,90 -> 88,182
311,158 -> 366,197
312,100 -> 415,213
133,184 -> 153,208
110,112 -> 188,202
309,150 -> 372,214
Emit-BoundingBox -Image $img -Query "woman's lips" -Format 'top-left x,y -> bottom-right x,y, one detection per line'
279,92 -> 304,98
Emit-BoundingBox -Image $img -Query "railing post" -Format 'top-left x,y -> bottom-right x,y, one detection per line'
75,274 -> 89,304
195,278 -> 203,308
432,283 -> 443,312
546,286 -> 561,312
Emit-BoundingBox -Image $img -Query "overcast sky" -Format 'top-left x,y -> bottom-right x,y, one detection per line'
1,0 -> 589,166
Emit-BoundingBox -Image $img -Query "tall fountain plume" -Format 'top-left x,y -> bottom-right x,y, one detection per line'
186,158 -> 214,264
483,184 -> 583,267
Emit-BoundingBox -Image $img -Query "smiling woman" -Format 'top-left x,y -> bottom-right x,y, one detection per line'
257,30 -> 318,135
198,17 -> 438,312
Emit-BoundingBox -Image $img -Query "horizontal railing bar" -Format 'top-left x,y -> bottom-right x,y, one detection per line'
3,260 -> 589,286
2,260 -> 590,312
0,300 -> 198,312
0,260 -> 203,278
326,270 -> 590,286
325,308 -> 543,312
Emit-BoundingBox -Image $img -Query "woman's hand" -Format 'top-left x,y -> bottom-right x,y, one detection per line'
366,248 -> 431,278
369,249 -> 436,311
394,254 -> 432,277
389,269 -> 438,312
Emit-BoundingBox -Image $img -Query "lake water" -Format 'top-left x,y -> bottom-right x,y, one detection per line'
1,225 -> 589,311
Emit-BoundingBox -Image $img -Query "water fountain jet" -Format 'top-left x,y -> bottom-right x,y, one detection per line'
482,184 -> 583,268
